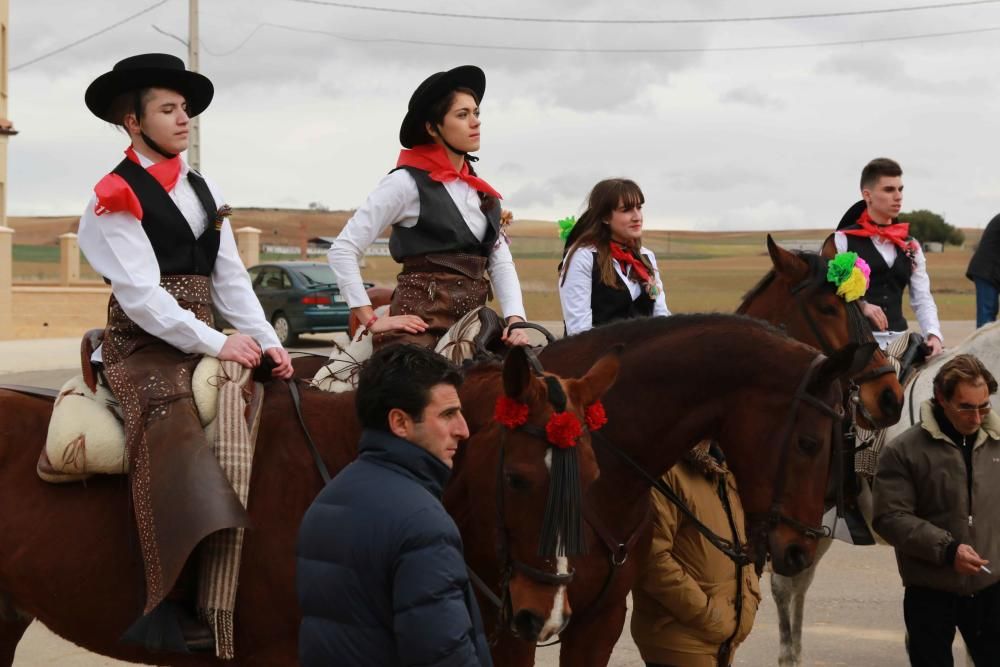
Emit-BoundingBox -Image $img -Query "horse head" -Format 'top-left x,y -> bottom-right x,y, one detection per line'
738,235 -> 903,429
489,345 -> 619,643
722,340 -> 877,575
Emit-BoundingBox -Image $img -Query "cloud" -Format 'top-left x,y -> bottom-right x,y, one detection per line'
720,85 -> 784,110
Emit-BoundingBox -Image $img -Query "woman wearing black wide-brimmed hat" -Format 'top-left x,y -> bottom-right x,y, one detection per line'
328,65 -> 530,349
75,52 -> 293,655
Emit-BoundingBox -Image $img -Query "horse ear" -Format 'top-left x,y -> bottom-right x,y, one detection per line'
570,344 -> 623,407
503,346 -> 534,399
807,342 -> 878,394
767,235 -> 809,285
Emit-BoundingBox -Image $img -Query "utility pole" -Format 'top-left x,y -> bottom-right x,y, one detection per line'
188,0 -> 200,171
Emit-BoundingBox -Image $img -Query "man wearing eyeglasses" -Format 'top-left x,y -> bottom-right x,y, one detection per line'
874,354 -> 1000,666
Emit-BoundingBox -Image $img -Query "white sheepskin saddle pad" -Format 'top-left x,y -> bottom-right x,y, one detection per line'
311,306 -> 490,393
40,356 -> 224,483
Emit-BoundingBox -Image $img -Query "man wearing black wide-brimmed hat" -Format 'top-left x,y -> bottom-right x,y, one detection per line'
77,53 -> 293,653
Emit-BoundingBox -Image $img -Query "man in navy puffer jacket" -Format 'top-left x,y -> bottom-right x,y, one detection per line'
296,343 -> 492,666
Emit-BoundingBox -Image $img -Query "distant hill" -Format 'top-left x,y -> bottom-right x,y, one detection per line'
7,208 -> 984,246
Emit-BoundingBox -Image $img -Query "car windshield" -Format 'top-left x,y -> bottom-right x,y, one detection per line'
294,265 -> 338,286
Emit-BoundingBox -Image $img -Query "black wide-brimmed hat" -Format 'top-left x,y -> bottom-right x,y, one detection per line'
85,53 -> 214,123
399,65 -> 486,148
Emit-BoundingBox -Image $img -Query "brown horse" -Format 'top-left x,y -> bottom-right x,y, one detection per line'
0,342 -> 618,666
360,236 -> 903,429
738,236 -> 903,430
445,314 -> 874,666
459,345 -> 621,645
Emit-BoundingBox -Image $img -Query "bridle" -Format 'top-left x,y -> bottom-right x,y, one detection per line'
481,348 -> 585,645
742,353 -> 845,560
788,274 -> 894,427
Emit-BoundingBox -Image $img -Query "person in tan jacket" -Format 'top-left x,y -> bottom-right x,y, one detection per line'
873,353 -> 1000,666
631,441 -> 761,667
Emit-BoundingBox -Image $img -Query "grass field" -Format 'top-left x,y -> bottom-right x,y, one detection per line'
9,214 -> 981,321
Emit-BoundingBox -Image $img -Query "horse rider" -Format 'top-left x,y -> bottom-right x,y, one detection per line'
826,157 -> 944,362
873,354 -> 1000,666
558,178 -> 670,335
296,344 -> 492,667
79,53 -> 293,651
327,65 -> 531,349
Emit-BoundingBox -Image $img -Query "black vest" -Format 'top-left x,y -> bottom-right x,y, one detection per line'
843,225 -> 913,332
112,159 -> 221,276
591,252 -> 655,327
387,166 -> 500,262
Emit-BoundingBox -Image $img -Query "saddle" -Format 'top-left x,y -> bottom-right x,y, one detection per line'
38,330 -> 259,483
897,332 -> 930,386
312,305 -> 507,393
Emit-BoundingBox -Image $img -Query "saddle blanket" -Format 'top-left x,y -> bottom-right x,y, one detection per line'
311,305 -> 502,393
40,356 -> 236,482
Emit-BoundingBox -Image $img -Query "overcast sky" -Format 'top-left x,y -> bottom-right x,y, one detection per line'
7,0 -> 1000,230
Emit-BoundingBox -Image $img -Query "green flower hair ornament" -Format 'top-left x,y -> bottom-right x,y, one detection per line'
557,216 -> 577,240
826,251 -> 871,302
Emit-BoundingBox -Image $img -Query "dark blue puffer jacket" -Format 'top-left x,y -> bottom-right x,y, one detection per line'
296,428 -> 492,667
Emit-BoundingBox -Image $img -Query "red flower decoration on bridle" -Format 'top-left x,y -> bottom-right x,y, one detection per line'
584,401 -> 607,430
494,396 -> 529,429
546,412 -> 583,449
494,397 -> 608,449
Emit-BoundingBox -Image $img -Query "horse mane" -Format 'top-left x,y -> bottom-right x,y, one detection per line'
737,250 -> 829,313
547,312 -> 791,352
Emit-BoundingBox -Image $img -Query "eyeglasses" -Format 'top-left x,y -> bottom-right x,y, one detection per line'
952,403 -> 992,416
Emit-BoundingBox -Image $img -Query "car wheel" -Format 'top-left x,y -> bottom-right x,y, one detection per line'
272,312 -> 297,345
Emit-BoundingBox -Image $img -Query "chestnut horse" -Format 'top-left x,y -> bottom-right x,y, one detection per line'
739,236 -> 903,430
448,315 -> 874,666
0,343 -> 620,666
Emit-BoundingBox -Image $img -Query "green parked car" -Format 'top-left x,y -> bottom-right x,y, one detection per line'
214,261 -> 372,345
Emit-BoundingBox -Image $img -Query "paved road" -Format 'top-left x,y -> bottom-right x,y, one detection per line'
11,541 -> 969,665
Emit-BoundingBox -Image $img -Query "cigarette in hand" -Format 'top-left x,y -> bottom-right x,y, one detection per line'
981,565 -> 993,575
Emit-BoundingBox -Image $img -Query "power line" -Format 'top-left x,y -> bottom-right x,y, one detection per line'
286,0 -> 1000,25
209,19 -> 1000,55
153,23 -> 267,57
11,0 -> 170,72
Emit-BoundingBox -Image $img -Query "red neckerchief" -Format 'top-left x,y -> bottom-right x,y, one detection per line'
609,242 -> 652,284
842,208 -> 914,252
395,144 -> 502,200
93,147 -> 183,219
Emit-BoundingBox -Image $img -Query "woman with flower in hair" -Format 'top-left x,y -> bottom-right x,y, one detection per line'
558,178 -> 670,335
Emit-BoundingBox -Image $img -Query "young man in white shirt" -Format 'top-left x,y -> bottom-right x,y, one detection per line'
78,53 -> 291,652
826,157 -> 943,357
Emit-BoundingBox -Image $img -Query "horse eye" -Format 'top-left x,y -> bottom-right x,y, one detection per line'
817,302 -> 838,316
798,436 -> 821,455
505,473 -> 532,491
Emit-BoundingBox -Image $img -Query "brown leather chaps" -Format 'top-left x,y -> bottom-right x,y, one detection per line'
100,275 -> 248,614
374,253 -> 492,350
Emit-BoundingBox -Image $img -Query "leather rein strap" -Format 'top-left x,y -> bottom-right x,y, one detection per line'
287,380 -> 331,485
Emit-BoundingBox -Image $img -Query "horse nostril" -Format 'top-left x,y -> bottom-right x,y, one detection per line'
512,610 -> 544,640
784,544 -> 810,573
880,388 -> 902,420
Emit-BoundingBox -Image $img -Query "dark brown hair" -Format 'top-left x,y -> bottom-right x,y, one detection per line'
933,353 -> 998,401
860,157 -> 902,191
560,178 -> 650,289
419,86 -> 497,213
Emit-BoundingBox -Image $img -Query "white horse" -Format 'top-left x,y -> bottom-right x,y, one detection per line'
770,321 -> 1000,666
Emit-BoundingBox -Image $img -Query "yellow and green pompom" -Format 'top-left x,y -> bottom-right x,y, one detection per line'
827,251 -> 858,287
557,216 -> 576,240
836,268 -> 867,302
